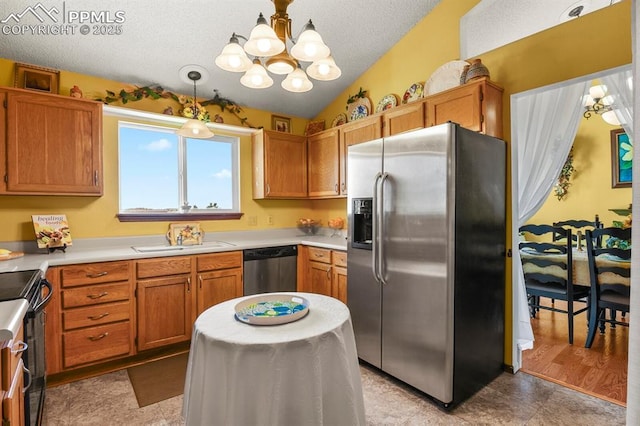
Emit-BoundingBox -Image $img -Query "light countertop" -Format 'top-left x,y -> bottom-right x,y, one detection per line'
0,228 -> 348,341
0,299 -> 28,341
0,228 -> 348,273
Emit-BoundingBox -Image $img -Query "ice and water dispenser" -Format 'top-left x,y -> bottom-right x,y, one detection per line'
351,198 -> 373,250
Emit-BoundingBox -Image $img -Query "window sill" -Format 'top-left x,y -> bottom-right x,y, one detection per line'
117,213 -> 244,222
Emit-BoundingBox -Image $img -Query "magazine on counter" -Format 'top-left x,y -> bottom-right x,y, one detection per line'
32,214 -> 72,249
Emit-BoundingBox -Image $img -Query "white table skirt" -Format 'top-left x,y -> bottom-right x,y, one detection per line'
182,292 -> 366,426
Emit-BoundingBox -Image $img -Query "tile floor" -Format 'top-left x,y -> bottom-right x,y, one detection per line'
43,363 -> 626,425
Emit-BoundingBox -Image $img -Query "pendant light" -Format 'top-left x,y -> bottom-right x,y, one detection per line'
177,68 -> 214,139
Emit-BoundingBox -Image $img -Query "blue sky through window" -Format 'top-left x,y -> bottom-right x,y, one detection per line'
119,124 -> 234,212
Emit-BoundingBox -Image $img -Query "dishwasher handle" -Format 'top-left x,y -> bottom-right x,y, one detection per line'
243,245 -> 298,261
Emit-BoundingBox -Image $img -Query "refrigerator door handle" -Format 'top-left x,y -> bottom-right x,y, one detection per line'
372,172 -> 383,283
378,172 -> 389,285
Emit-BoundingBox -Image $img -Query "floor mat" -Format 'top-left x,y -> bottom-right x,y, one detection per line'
127,352 -> 189,407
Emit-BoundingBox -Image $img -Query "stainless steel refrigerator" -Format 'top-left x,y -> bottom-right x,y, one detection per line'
347,122 -> 506,409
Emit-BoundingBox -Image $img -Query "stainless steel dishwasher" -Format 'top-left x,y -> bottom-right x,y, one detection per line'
243,245 -> 298,295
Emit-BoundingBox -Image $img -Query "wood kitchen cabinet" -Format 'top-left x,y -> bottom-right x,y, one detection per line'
54,261 -> 135,370
2,358 -> 24,426
298,246 -> 347,302
0,86 -> 103,196
252,129 -> 307,199
307,128 -> 342,198
136,256 -> 193,351
425,77 -> 503,138
331,251 -> 348,304
195,252 -> 243,316
1,326 -> 25,426
382,101 -> 425,137
338,115 -> 382,196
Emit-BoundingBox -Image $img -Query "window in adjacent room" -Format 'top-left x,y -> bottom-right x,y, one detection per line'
118,121 -> 240,221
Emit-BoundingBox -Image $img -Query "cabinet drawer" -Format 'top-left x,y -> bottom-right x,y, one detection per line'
1,326 -> 25,392
137,256 -> 192,279
333,251 -> 347,267
62,321 -> 131,368
62,301 -> 130,331
197,251 -> 242,272
61,261 -> 130,287
308,247 -> 331,264
62,282 -> 130,308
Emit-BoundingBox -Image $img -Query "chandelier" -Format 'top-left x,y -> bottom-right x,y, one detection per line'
214,0 -> 341,93
583,84 -> 620,126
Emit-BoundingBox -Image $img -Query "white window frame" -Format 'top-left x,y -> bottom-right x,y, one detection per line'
112,110 -> 242,222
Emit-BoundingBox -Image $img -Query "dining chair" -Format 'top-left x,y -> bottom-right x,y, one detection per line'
553,214 -> 602,247
519,224 -> 590,344
584,227 -> 631,349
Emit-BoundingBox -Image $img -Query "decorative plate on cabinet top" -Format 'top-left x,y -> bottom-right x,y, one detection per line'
402,83 -> 424,104
347,97 -> 371,122
349,104 -> 368,121
331,112 -> 348,127
234,294 -> 310,326
375,94 -> 398,113
424,60 -> 469,96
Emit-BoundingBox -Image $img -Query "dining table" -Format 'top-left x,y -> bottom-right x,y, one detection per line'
182,292 -> 366,426
520,247 -> 631,287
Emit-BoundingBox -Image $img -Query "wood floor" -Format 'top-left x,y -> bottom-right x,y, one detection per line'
521,299 -> 628,406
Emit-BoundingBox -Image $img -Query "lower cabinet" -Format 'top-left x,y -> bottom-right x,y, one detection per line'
46,261 -> 136,372
2,358 -> 24,426
136,257 -> 194,351
196,252 -> 243,316
2,326 -> 26,426
299,246 -> 348,303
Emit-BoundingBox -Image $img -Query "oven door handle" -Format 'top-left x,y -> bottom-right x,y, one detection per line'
22,364 -> 33,392
32,279 -> 53,312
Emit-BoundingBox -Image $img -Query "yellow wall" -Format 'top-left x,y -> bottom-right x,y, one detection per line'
315,0 -> 480,124
0,57 -> 323,241
530,115 -> 632,228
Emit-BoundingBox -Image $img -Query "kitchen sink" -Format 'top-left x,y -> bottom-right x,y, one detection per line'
132,241 -> 235,253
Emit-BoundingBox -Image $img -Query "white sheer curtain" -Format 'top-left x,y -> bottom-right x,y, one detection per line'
511,79 -> 589,358
601,68 -> 634,137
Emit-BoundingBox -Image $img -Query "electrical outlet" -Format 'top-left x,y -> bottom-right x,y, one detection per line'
267,215 -> 274,225
248,216 -> 257,226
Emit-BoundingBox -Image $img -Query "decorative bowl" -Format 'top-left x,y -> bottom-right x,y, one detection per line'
297,219 -> 321,235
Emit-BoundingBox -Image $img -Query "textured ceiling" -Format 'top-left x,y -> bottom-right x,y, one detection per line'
0,0 -> 622,119
0,0 -> 440,119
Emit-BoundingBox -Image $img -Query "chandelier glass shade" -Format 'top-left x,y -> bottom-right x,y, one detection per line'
583,84 -> 620,126
215,0 -> 341,92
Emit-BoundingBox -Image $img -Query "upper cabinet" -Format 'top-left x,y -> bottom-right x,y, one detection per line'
425,77 -> 503,138
253,129 -> 307,199
382,102 -> 425,137
307,128 -> 341,198
0,87 -> 103,196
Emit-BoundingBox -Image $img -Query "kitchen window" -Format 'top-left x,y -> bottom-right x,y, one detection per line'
117,121 -> 240,221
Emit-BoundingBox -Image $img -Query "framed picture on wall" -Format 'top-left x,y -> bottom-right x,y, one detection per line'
271,115 -> 291,133
14,63 -> 60,94
611,128 -> 632,188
